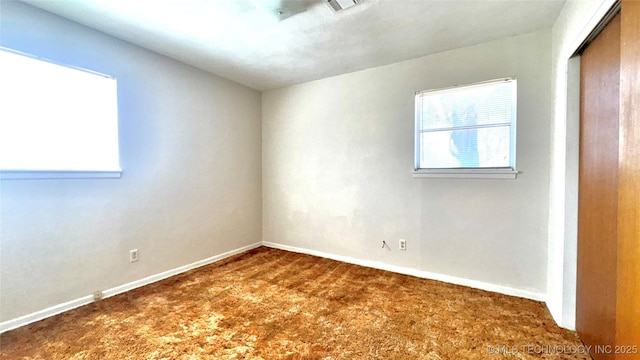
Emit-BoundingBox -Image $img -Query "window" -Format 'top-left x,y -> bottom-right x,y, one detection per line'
414,78 -> 517,179
0,48 -> 121,179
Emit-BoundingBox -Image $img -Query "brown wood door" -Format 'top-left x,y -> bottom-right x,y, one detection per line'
578,12 -> 620,360
616,0 -> 640,351
577,1 -> 640,358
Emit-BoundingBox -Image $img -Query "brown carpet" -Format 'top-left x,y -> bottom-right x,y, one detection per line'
1,247 -> 589,359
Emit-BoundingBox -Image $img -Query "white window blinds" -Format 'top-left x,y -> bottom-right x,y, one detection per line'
415,78 -> 516,170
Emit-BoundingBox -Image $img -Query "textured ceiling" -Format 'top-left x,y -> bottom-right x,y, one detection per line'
22,0 -> 566,91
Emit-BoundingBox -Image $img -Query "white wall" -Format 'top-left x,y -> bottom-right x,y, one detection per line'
1,0 -> 617,332
0,2 -> 262,322
263,31 -> 552,297
546,0 -> 615,330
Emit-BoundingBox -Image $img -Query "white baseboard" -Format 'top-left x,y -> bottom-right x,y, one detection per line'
262,241 -> 546,302
0,242 -> 261,334
1,240 -> 546,334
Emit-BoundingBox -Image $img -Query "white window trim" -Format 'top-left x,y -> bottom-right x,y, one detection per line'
413,77 -> 518,179
412,168 -> 518,179
0,170 -> 122,180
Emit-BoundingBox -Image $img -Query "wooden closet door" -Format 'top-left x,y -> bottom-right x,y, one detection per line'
616,0 -> 640,350
577,12 -> 621,360
577,1 -> 640,357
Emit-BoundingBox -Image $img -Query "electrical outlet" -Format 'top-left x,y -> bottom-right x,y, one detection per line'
399,239 -> 406,251
93,291 -> 103,300
129,249 -> 139,263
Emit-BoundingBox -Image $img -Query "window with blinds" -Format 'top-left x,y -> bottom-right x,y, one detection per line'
0,47 -> 121,179
414,78 -> 517,174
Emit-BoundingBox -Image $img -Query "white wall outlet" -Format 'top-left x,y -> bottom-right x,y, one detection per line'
399,239 -> 406,251
129,249 -> 139,263
93,290 -> 103,300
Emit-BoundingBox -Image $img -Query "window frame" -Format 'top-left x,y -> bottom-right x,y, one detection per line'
0,47 -> 122,180
413,77 -> 518,179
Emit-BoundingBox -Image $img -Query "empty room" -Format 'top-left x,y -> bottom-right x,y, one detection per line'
0,0 -> 638,359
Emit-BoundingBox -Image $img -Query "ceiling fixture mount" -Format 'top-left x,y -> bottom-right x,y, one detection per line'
272,1 -> 309,21
326,0 -> 363,12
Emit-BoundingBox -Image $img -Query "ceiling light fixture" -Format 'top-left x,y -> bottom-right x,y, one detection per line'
326,0 -> 362,12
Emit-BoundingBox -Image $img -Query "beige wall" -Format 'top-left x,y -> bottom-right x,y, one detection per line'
263,31 -> 552,296
0,2 -> 262,321
2,0 -> 606,332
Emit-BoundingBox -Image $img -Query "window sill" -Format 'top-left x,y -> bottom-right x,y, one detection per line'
0,170 -> 122,180
412,169 -> 518,179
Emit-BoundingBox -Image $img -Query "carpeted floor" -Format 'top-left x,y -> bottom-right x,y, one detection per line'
1,247 -> 590,359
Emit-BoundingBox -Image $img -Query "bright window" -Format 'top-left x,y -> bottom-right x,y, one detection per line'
0,48 -> 121,179
414,78 -> 517,179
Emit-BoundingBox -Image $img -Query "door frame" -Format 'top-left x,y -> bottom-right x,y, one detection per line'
549,0 -> 619,330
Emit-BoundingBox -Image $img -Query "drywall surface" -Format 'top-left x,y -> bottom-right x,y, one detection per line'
263,31 -> 552,296
0,2 -> 261,322
547,0 -> 614,329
